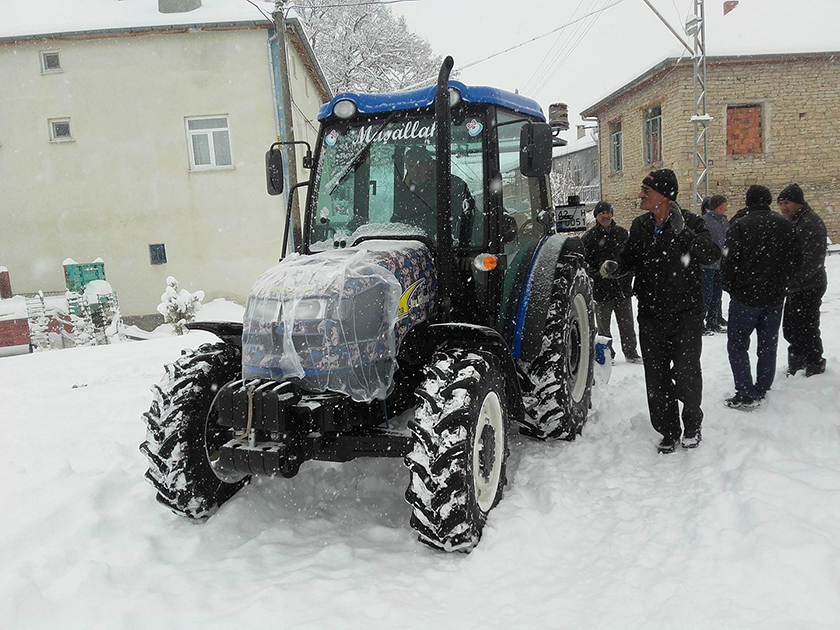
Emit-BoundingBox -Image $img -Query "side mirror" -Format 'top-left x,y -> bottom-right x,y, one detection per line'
266,144 -> 284,196
502,213 -> 518,243
520,121 -> 553,177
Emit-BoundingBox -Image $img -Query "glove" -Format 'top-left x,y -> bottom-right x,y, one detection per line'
600,260 -> 618,278
669,204 -> 685,235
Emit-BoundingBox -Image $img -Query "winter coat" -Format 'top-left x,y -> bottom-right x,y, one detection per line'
582,221 -> 633,302
788,204 -> 827,293
701,211 -> 729,270
729,206 -> 749,225
722,204 -> 801,308
618,205 -> 721,320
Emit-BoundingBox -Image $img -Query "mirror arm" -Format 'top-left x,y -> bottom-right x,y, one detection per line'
273,139 -> 314,169
281,181 -> 310,260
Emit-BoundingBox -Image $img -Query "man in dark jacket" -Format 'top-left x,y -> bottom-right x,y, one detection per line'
701,195 -> 730,334
723,185 -> 801,408
582,201 -> 641,363
777,183 -> 828,376
602,169 -> 721,454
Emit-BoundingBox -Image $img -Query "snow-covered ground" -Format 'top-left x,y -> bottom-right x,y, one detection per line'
1,260 -> 838,630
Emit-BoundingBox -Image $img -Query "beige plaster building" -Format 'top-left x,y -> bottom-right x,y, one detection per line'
581,52 -> 840,240
0,1 -> 330,322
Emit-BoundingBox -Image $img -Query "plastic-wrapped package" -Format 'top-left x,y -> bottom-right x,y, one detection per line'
242,249 -> 404,402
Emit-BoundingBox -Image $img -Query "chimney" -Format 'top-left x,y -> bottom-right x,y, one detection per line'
158,0 -> 202,14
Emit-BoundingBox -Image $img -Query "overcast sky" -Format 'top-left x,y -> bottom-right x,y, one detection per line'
392,0 -> 839,150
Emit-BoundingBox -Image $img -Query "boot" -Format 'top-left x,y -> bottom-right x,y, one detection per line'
787,350 -> 805,376
805,358 -> 826,377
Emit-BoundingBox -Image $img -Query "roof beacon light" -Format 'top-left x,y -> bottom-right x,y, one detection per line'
448,87 -> 461,108
473,254 -> 498,272
333,99 -> 357,119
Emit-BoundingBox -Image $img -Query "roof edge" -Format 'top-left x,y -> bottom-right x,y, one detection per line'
0,20 -> 270,45
581,50 -> 840,118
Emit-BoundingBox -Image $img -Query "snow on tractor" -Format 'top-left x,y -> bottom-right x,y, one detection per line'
140,57 -> 594,552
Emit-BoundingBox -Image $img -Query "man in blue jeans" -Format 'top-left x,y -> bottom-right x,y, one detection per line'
722,185 -> 801,409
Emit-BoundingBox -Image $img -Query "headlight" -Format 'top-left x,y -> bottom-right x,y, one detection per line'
292,298 -> 327,320
333,99 -> 357,119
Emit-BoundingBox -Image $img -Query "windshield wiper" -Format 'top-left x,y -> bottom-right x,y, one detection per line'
328,111 -> 398,195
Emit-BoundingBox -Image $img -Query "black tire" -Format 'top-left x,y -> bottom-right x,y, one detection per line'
519,263 -> 594,440
404,348 -> 509,552
140,342 -> 249,519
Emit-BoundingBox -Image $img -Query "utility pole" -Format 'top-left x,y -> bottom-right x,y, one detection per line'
272,3 -> 302,251
687,0 -> 710,213
642,0 -> 709,213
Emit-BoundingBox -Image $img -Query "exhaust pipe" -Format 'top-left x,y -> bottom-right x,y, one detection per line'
435,56 -> 454,321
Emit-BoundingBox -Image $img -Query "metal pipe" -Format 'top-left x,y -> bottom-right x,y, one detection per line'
435,56 -> 455,322
641,0 -> 693,54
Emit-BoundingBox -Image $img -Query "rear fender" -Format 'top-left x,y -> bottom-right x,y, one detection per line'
399,322 -> 524,424
185,321 -> 243,347
512,233 -> 585,362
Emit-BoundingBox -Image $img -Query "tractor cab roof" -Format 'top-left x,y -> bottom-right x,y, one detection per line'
318,80 -> 545,122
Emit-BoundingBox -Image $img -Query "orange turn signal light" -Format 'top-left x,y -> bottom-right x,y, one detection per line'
473,254 -> 498,271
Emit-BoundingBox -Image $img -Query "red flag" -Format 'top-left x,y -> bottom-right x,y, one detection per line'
724,1 -> 739,15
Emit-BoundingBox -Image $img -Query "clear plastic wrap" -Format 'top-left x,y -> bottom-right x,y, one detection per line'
241,249 -> 403,402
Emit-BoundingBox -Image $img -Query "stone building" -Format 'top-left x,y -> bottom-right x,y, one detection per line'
581,52 -> 840,240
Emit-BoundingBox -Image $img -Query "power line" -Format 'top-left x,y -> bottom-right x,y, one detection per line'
525,0 -> 601,95
529,0 -> 610,97
521,0 -> 587,94
456,0 -> 627,73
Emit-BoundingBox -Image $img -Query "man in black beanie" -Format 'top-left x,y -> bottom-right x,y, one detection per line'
582,201 -> 641,363
777,183 -> 828,376
722,185 -> 800,408
601,169 -> 721,453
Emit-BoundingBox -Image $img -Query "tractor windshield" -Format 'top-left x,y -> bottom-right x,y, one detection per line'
309,112 -> 486,251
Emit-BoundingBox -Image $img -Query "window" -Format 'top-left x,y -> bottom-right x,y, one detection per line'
40,50 -> 62,74
727,104 -> 763,155
48,118 -> 73,143
185,116 -> 233,170
149,244 -> 167,265
609,120 -> 622,172
644,106 -> 662,164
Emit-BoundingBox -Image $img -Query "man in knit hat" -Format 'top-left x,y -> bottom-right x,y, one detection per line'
601,169 -> 721,453
777,183 -> 828,376
582,201 -> 641,363
700,194 -> 730,334
723,185 -> 800,409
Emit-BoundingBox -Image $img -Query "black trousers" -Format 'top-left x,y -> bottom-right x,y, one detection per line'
783,285 -> 826,366
638,312 -> 704,440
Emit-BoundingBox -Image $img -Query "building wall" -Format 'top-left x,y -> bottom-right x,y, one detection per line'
551,143 -> 600,204
594,66 -> 692,229
593,56 -> 840,240
0,27 -> 326,317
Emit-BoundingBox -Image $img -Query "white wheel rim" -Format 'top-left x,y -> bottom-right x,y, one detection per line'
571,292 -> 591,403
472,391 -> 504,513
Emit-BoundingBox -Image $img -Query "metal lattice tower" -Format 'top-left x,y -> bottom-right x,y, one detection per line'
688,0 -> 710,213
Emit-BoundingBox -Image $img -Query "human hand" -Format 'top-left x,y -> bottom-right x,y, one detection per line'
600,260 -> 618,278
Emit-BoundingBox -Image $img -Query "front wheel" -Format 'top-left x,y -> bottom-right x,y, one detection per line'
404,349 -> 509,552
140,342 -> 249,519
519,263 -> 594,440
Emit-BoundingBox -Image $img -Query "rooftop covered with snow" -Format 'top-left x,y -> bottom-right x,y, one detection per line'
581,50 -> 840,118
0,0 -> 277,41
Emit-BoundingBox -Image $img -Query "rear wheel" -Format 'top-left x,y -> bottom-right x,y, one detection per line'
519,263 -> 594,440
140,342 -> 249,519
404,348 -> 509,552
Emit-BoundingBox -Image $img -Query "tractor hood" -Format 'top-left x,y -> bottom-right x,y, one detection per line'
241,240 -> 437,402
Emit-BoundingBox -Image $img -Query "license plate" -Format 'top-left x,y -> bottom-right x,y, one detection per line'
556,205 -> 587,231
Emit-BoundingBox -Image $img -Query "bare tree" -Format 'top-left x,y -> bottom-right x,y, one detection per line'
290,0 -> 442,93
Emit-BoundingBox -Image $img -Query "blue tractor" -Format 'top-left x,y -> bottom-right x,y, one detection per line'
141,58 -> 594,552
